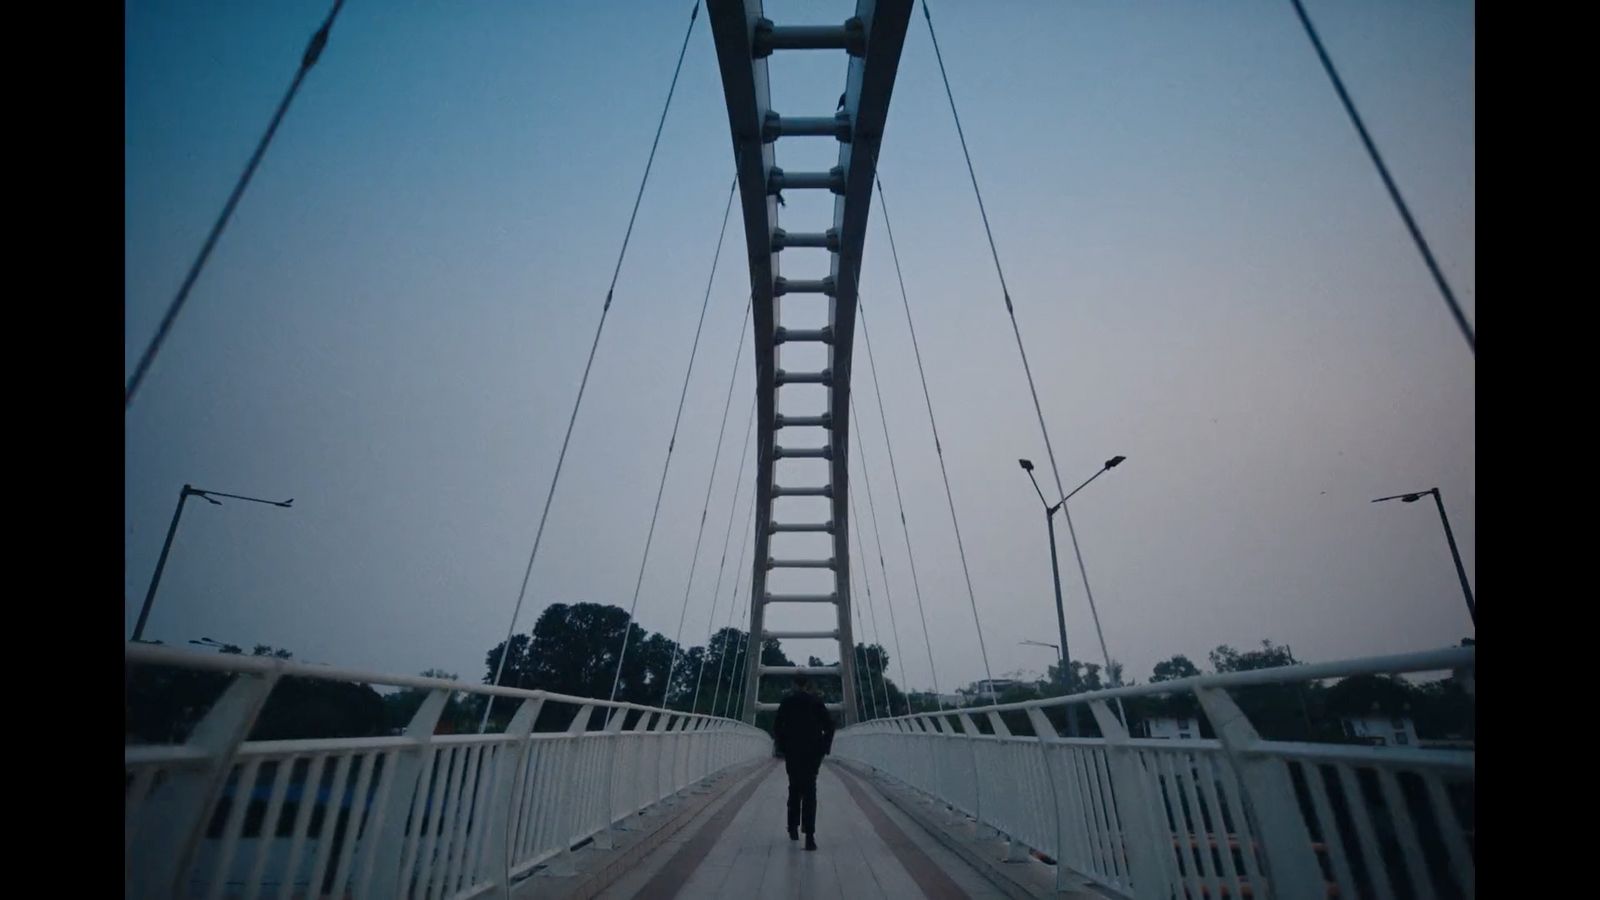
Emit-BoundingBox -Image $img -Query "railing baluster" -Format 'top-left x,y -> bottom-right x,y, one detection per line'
1337,762 -> 1397,900
372,689 -> 449,899
833,647 -> 1473,900
1305,759 -> 1359,900
1195,752 -> 1247,900
1195,686 -> 1323,897
306,752 -> 353,899
1423,773 -> 1474,898
1377,766 -> 1436,900
126,648 -> 768,900
207,757 -> 262,900
279,755 -> 326,900
352,749 -> 400,899
129,668 -> 280,900
244,754 -> 295,900
329,751 -> 377,899
435,744 -> 478,899
1214,755 -> 1265,891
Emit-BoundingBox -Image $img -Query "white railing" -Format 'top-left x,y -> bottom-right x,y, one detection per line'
835,647 -> 1475,900
124,643 -> 770,899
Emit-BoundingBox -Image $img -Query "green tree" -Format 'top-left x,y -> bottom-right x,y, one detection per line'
685,626 -> 752,714
1151,654 -> 1201,682
1209,640 -> 1299,673
383,669 -> 478,734
1207,640 -> 1326,741
127,644 -> 387,743
482,602 -> 678,707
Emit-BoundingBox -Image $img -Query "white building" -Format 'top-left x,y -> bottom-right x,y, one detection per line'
963,678 -> 1025,701
1340,714 -> 1418,746
1140,715 -> 1200,740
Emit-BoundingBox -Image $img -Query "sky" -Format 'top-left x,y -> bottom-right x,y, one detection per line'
125,0 -> 1474,697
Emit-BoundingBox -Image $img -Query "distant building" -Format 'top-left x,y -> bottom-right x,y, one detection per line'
1139,715 -> 1200,740
962,678 -> 1026,701
1340,713 -> 1418,747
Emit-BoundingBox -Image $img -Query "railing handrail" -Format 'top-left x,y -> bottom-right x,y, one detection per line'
125,641 -> 755,728
126,642 -> 773,899
850,644 -> 1474,724
834,644 -> 1475,899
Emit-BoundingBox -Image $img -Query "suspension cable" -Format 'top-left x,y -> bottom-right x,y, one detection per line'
847,467 -> 899,717
849,395 -> 920,715
845,482 -> 886,718
918,1 -> 1119,707
720,561 -> 755,719
711,447 -> 759,718
859,250 -> 994,705
692,389 -> 758,713
660,178 -> 745,708
479,0 -> 703,730
126,0 -> 347,409
1287,0 -> 1474,353
608,181 -> 737,705
851,489 -> 894,719
847,551 -> 879,720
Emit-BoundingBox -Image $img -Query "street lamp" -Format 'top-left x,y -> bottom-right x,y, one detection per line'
1019,455 -> 1126,737
1018,455 -> 1125,691
1019,639 -> 1061,686
131,484 -> 294,643
1373,487 -> 1475,627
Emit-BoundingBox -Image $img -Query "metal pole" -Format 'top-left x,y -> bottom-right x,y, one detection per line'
1044,509 -> 1080,737
1059,500 -> 1127,728
1045,509 -> 1071,689
1430,489 -> 1475,626
133,485 -> 193,642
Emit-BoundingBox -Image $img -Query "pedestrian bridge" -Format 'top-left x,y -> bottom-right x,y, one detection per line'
124,641 -> 1474,899
124,1 -> 1474,896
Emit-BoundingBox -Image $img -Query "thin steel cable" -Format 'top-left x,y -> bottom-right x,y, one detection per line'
692,388 -> 758,714
720,563 -> 755,719
847,484 -> 893,719
481,0 -> 702,730
847,558 -> 878,720
849,394 -> 920,715
851,483 -> 889,714
609,183 -> 734,704
826,139 -> 942,715
847,470 -> 899,717
859,266 -> 994,705
917,2 -> 1121,706
659,177 -> 744,708
1288,0 -> 1474,353
711,448 -> 759,718
126,0 -> 347,408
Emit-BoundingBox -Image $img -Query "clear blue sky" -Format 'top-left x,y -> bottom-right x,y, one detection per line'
126,1 -> 1474,692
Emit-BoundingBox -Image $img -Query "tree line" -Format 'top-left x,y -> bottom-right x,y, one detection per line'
978,639 -> 1473,743
126,611 -> 1470,745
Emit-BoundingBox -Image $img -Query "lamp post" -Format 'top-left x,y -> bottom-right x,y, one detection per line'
1018,456 -> 1126,690
131,484 -> 294,642
1019,639 -> 1061,689
1373,487 -> 1475,627
1019,456 -> 1126,737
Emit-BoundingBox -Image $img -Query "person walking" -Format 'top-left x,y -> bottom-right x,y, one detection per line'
772,674 -> 836,851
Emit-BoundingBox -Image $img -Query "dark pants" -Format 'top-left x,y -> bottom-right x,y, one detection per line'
785,754 -> 822,835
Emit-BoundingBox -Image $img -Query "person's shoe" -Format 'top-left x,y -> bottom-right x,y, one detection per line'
788,827 -> 799,841
804,835 -> 817,852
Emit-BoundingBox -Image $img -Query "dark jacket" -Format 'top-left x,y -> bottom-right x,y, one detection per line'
773,690 -> 836,760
